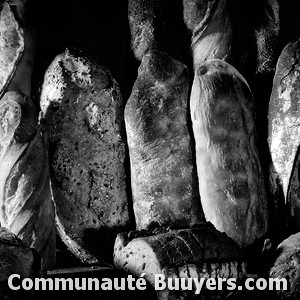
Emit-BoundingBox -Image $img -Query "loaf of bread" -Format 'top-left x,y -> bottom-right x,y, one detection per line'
128,0 -> 164,61
0,91 -> 56,272
255,0 -> 280,75
190,59 -> 268,248
40,47 -> 131,263
125,49 -> 204,231
190,0 -> 233,69
183,0 -> 208,33
188,0 -> 249,73
114,222 -> 246,299
1,0 -> 36,98
269,232 -> 300,299
0,2 -> 24,98
0,226 -> 39,280
268,39 -> 300,231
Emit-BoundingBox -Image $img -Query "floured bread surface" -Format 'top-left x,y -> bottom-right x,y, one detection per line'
40,48 -> 131,263
125,50 -> 203,231
0,2 -> 24,98
268,39 -> 300,230
191,59 -> 268,248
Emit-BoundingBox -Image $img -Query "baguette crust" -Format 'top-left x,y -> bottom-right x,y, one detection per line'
268,39 -> 300,230
125,50 -> 204,230
0,91 -> 55,272
128,0 -> 164,61
191,59 -> 268,248
41,48 -> 131,264
0,2 -> 24,98
255,0 -> 280,75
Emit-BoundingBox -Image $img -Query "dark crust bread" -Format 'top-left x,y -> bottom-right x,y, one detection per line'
125,49 -> 204,231
41,47 -> 131,264
191,59 -> 268,248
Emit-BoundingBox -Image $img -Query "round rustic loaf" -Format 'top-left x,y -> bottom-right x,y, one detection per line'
268,38 -> 300,232
0,91 -> 56,272
40,47 -> 131,264
190,59 -> 268,248
125,49 -> 204,231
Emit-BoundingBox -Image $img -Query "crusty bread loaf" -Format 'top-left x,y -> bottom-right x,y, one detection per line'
188,0 -> 248,73
1,0 -> 36,98
40,47 -> 131,264
0,226 -> 38,281
114,222 -> 246,299
125,49 -> 204,231
269,232 -> 300,299
128,0 -> 164,61
0,226 -> 40,299
255,0 -> 280,75
190,0 -> 233,69
190,59 -> 268,248
0,2 -> 24,98
183,0 -> 208,33
0,91 -> 55,272
268,38 -> 300,231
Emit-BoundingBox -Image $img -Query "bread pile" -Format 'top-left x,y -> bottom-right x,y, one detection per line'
1,0 -> 300,299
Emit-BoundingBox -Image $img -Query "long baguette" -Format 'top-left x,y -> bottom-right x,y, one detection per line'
0,91 -> 56,272
128,0 -> 164,61
190,59 -> 268,248
125,49 -> 204,231
268,38 -> 300,231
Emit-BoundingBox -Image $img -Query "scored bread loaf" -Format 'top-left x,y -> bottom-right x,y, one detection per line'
0,91 -> 56,272
114,222 -> 246,299
255,0 -> 280,75
268,38 -> 300,231
190,59 -> 268,248
125,49 -> 204,231
128,0 -> 164,61
40,47 -> 131,263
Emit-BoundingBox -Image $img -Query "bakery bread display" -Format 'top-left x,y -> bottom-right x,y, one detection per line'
40,47 -> 131,264
125,49 -> 204,231
190,59 -> 268,248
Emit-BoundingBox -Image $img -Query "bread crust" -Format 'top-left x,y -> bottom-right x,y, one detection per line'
191,59 -> 268,248
125,50 -> 204,230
